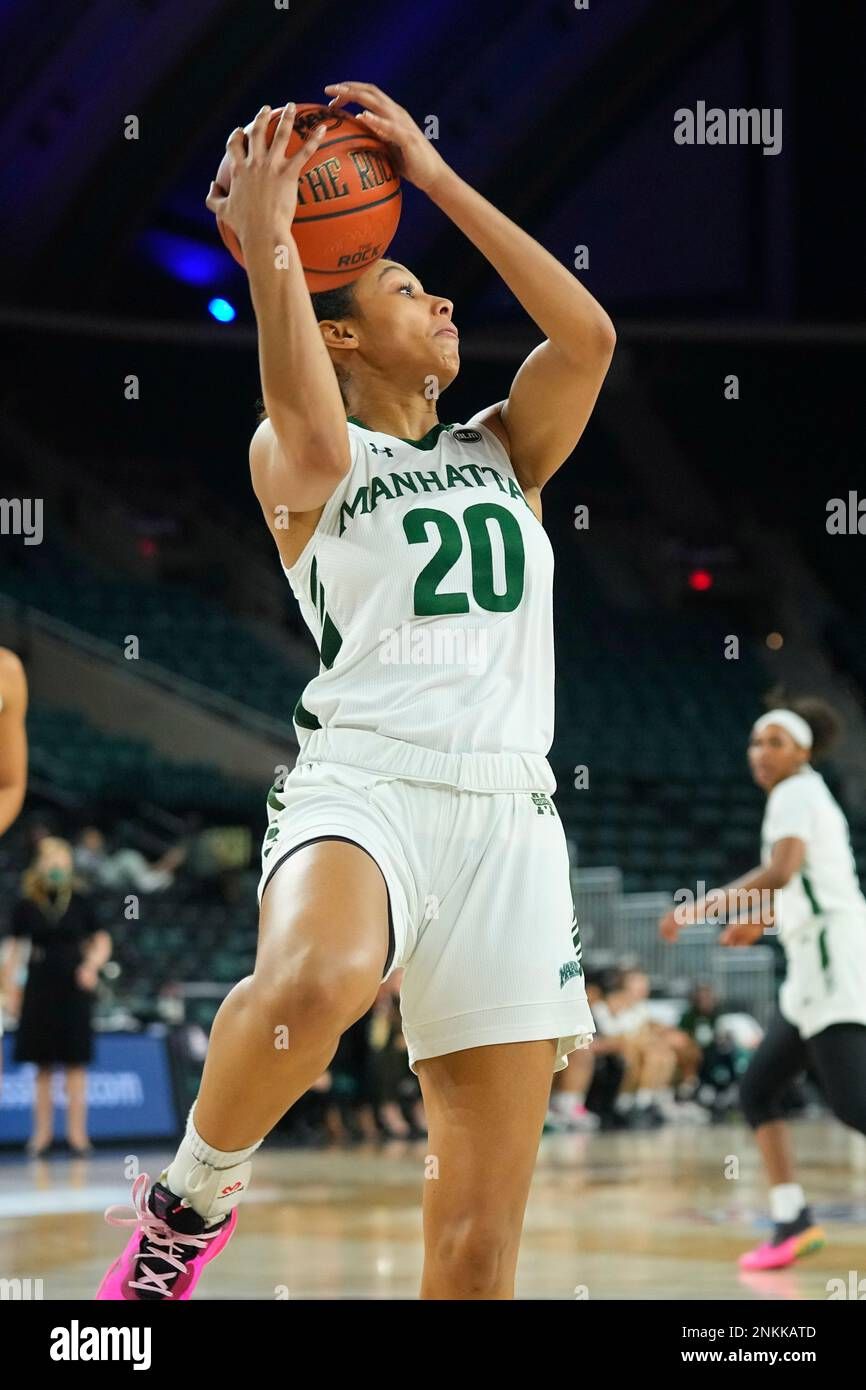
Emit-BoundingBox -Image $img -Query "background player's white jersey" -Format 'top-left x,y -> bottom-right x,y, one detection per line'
761,764 -> 866,1035
284,416 -> 555,763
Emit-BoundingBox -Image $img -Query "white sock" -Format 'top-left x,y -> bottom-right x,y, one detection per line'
635,1087 -> 653,1108
615,1093 -> 634,1113
182,1103 -> 263,1168
551,1091 -> 585,1114
769,1182 -> 806,1225
654,1087 -> 674,1105
164,1104 -> 264,1224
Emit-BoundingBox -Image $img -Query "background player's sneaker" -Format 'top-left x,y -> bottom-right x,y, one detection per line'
544,1102 -> 600,1133
626,1102 -> 666,1130
738,1208 -> 825,1271
657,1096 -> 711,1126
96,1172 -> 237,1299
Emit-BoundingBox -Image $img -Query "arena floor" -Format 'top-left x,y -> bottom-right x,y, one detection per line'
2,1120 -> 865,1300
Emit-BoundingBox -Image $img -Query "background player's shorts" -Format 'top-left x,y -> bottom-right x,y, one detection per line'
257,759 -> 595,1075
780,910 -> 866,1038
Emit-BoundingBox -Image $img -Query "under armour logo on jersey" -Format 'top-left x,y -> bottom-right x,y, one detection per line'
452,428 -> 482,442
369,443 -> 394,457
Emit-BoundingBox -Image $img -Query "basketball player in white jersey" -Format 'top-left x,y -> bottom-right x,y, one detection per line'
0,647 -> 29,1079
97,86 -> 615,1301
660,697 -> 866,1271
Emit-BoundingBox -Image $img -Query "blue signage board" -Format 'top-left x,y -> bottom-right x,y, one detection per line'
0,1031 -> 180,1144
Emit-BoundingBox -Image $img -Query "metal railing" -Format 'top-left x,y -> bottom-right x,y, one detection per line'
571,865 -> 622,954
577,885 -> 777,1022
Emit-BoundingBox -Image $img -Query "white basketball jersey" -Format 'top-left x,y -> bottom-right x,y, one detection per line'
284,416 -> 555,761
761,764 -> 866,1035
761,766 -> 866,937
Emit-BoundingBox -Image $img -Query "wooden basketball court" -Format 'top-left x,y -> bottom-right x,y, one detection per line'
2,1119 -> 865,1299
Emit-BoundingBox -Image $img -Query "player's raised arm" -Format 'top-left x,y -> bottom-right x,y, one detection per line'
425,172 -> 615,493
206,105 -> 352,521
324,82 -> 616,495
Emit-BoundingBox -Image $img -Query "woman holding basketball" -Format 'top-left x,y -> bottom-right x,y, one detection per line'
98,84 -> 615,1300
660,697 -> 866,1272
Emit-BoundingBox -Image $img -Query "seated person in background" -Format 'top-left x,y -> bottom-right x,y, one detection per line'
580,974 -> 626,1129
368,971 -> 426,1141
679,981 -> 720,1053
680,981 -> 725,1102
299,980 -> 428,1147
546,1046 -> 599,1132
681,985 -> 758,1118
74,826 -> 186,894
591,968 -> 688,1128
617,968 -> 705,1117
319,1010 -> 380,1145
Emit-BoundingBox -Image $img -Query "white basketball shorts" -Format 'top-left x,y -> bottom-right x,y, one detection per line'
257,751 -> 595,1076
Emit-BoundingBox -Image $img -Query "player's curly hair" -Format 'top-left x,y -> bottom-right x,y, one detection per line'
762,685 -> 844,761
256,280 -> 361,422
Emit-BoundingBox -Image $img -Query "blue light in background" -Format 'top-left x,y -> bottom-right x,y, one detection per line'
208,297 -> 236,322
139,229 -> 230,286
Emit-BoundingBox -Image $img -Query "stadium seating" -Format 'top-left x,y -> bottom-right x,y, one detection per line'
0,542 -> 310,722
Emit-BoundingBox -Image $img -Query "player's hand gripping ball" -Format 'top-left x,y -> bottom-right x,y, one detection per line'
210,102 -> 401,290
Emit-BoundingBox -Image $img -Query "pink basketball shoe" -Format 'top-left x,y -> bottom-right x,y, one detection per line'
739,1220 -> 825,1271
96,1173 -> 238,1300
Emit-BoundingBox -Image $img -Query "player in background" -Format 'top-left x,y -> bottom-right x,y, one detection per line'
660,697 -> 866,1270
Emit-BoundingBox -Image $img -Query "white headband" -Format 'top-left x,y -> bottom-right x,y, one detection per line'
752,709 -> 813,749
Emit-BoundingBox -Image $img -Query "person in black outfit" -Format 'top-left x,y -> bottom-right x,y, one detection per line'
2,837 -> 111,1156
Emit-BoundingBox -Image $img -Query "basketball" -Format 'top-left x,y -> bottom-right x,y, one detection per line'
213,103 -> 402,290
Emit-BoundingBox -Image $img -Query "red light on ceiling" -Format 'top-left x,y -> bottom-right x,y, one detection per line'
137,537 -> 158,559
688,569 -> 713,592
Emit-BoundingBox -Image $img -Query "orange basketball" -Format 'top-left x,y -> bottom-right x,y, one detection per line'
213,103 -> 402,290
